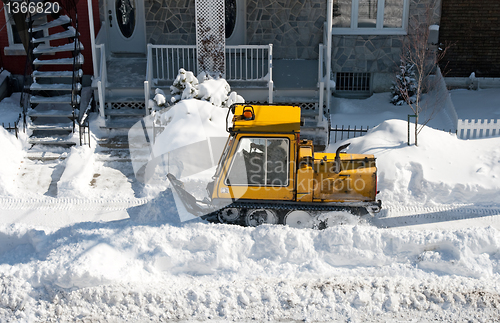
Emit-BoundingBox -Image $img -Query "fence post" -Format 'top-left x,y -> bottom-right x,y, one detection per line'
97,80 -> 105,118
144,81 -> 150,116
268,44 -> 273,103
408,114 -> 416,145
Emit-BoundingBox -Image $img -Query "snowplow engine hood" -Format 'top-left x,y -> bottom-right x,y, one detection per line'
312,152 -> 377,202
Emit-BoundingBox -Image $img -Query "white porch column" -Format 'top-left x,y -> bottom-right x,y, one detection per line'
326,0 -> 333,115
87,0 -> 98,78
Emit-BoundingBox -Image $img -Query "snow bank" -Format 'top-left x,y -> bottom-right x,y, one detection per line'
1,219 -> 500,321
153,99 -> 229,154
57,145 -> 96,198
331,92 -> 455,132
328,119 -> 500,207
0,92 -> 22,125
451,88 -> 500,119
0,127 -> 25,196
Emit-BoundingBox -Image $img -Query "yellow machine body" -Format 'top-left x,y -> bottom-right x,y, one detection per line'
211,104 -> 378,205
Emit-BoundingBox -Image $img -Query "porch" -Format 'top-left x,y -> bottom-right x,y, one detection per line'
94,44 -> 330,122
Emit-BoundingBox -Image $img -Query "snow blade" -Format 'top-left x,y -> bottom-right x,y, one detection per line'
167,173 -> 207,218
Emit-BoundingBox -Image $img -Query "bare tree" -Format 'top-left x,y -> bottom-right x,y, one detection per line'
393,0 -> 450,146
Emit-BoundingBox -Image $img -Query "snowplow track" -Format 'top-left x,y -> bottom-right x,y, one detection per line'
373,205 -> 500,229
0,198 -> 150,211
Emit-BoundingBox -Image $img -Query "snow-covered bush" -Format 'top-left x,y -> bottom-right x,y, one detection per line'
170,68 -> 199,103
391,57 -> 417,106
169,69 -> 244,108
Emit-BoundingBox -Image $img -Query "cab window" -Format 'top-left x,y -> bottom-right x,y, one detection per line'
225,137 -> 289,186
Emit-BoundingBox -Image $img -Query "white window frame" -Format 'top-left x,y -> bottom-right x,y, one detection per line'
332,0 -> 410,35
3,8 -> 49,56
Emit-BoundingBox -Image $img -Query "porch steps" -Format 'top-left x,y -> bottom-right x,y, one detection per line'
102,118 -> 142,130
23,7 -> 83,147
33,54 -> 84,66
33,42 -> 83,55
28,137 -> 76,147
28,108 -> 74,118
32,27 -> 77,43
30,15 -> 71,32
30,83 -> 81,91
33,70 -> 83,78
29,123 -> 74,131
30,94 -> 80,104
105,108 -> 146,117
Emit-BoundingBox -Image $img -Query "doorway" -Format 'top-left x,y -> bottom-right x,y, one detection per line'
105,0 -> 146,54
225,0 -> 246,45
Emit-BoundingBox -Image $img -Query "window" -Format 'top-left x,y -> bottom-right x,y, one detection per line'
332,0 -> 408,35
226,137 -> 289,186
3,9 -> 48,55
336,72 -> 371,92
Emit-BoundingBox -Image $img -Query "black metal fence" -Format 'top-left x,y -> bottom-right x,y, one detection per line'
329,125 -> 370,143
1,114 -> 21,139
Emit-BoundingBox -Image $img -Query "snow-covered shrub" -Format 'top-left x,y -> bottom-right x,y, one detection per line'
170,68 -> 199,103
169,69 -> 245,107
391,57 -> 418,106
153,88 -> 167,107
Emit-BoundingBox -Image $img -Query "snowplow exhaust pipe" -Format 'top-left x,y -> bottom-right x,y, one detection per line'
334,143 -> 350,174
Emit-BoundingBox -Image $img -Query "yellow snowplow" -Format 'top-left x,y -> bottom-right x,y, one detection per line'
168,104 -> 381,228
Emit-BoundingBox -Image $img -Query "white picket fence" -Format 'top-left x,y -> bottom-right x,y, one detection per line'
457,119 -> 500,139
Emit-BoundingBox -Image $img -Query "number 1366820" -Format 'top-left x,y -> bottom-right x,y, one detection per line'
6,2 -> 60,15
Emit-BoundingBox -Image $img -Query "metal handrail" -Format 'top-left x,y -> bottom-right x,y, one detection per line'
95,43 -> 107,117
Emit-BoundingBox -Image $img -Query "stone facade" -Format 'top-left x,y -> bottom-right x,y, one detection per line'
246,0 -> 326,59
332,35 -> 402,74
142,0 -> 326,59
145,0 -> 197,45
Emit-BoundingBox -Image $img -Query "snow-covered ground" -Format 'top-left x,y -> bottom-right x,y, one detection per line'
1,85 -> 500,322
450,88 -> 500,120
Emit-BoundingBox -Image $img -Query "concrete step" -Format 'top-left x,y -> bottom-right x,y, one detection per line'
33,70 -> 83,78
32,27 -> 77,43
28,138 -> 76,147
105,108 -> 145,117
33,42 -> 83,55
31,94 -> 80,104
30,83 -> 81,91
29,122 -> 73,131
28,108 -> 74,118
33,53 -> 84,66
30,15 -> 71,32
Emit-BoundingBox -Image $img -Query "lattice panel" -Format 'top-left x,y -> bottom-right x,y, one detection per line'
195,0 -> 226,77
109,102 -> 145,109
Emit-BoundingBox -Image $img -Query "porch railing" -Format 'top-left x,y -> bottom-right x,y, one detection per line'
95,43 -> 107,117
145,44 -> 274,109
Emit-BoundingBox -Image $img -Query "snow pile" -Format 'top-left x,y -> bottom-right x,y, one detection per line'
331,91 -> 456,132
1,221 -> 500,321
0,127 -> 25,196
153,99 -> 229,152
451,88 -> 500,119
328,119 -> 500,207
0,92 -> 22,125
57,145 -> 96,198
168,68 -> 244,107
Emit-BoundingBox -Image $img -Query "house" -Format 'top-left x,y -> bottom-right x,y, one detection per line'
439,0 -> 500,87
0,0 -> 444,146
